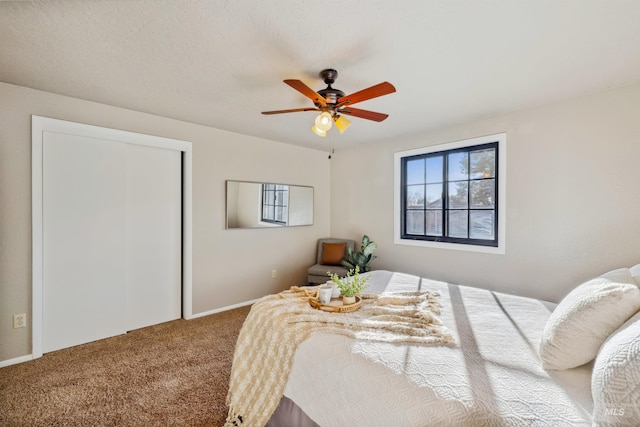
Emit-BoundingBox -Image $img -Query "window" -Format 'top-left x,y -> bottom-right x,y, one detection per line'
394,133 -> 506,253
261,184 -> 288,224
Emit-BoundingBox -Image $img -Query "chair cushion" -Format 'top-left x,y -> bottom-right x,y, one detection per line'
539,268 -> 640,370
308,263 -> 348,278
321,242 -> 347,266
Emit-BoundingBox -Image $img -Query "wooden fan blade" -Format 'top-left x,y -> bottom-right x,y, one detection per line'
283,79 -> 327,107
262,107 -> 318,115
339,107 -> 389,122
337,81 -> 396,106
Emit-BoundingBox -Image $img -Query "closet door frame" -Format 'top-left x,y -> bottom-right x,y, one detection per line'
32,116 -> 193,358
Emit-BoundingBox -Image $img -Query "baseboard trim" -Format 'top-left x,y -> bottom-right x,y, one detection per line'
1,301 -> 259,367
187,299 -> 259,319
0,354 -> 34,368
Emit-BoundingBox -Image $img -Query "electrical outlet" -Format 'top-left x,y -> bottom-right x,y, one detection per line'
13,313 -> 26,329
272,269 -> 277,279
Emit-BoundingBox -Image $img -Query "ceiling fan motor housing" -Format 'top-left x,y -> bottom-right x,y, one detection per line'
317,88 -> 345,105
317,68 -> 345,106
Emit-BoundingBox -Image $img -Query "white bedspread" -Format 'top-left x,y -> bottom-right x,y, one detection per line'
283,271 -> 593,426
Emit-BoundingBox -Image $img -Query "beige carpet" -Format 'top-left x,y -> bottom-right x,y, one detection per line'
0,305 -> 251,426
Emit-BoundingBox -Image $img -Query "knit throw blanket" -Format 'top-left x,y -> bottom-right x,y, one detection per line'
225,286 -> 454,427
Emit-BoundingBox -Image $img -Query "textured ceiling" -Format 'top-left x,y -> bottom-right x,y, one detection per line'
1,0 -> 640,152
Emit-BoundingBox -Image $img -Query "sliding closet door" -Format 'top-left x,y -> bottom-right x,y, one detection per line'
43,132 -> 128,352
42,131 -> 182,353
126,145 -> 181,331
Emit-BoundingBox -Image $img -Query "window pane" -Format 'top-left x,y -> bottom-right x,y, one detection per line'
426,156 -> 443,183
470,148 -> 495,179
425,184 -> 442,208
447,210 -> 468,238
262,184 -> 289,223
448,152 -> 468,181
406,210 -> 425,235
406,158 -> 425,185
426,210 -> 443,236
406,185 -> 425,208
448,182 -> 468,209
470,179 -> 495,208
265,190 -> 275,205
470,210 -> 494,240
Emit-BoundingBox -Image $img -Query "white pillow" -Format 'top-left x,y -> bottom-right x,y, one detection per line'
539,268 -> 640,370
592,311 -> 640,426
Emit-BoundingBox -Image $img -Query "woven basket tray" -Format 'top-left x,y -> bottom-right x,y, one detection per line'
309,295 -> 362,313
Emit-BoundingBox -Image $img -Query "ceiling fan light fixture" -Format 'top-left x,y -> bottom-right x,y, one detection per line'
311,125 -> 326,137
262,69 -> 396,139
334,115 -> 351,134
314,111 -> 333,132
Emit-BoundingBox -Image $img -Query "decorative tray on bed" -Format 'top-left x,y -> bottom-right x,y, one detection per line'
309,296 -> 362,313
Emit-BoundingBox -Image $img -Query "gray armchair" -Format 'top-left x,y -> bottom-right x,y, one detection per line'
307,238 -> 356,285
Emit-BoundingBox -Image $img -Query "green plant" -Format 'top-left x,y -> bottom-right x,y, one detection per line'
341,235 -> 377,272
327,266 -> 370,297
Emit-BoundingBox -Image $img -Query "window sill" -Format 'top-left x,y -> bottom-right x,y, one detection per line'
394,236 -> 505,254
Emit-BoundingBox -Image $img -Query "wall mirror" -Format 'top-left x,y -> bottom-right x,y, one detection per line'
226,180 -> 314,229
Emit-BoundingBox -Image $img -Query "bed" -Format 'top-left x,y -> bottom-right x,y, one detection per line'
226,268 -> 640,427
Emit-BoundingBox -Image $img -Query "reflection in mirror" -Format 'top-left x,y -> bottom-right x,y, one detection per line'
226,181 -> 314,229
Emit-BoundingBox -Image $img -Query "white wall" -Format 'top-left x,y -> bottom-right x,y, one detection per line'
4,79 -> 640,363
331,82 -> 640,303
0,82 -> 330,362
235,182 -> 262,228
289,186 -> 314,226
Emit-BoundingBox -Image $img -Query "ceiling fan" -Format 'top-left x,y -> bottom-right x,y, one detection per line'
262,69 -> 396,137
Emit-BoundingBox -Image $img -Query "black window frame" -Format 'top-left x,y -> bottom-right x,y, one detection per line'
400,141 -> 499,247
261,183 -> 289,225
